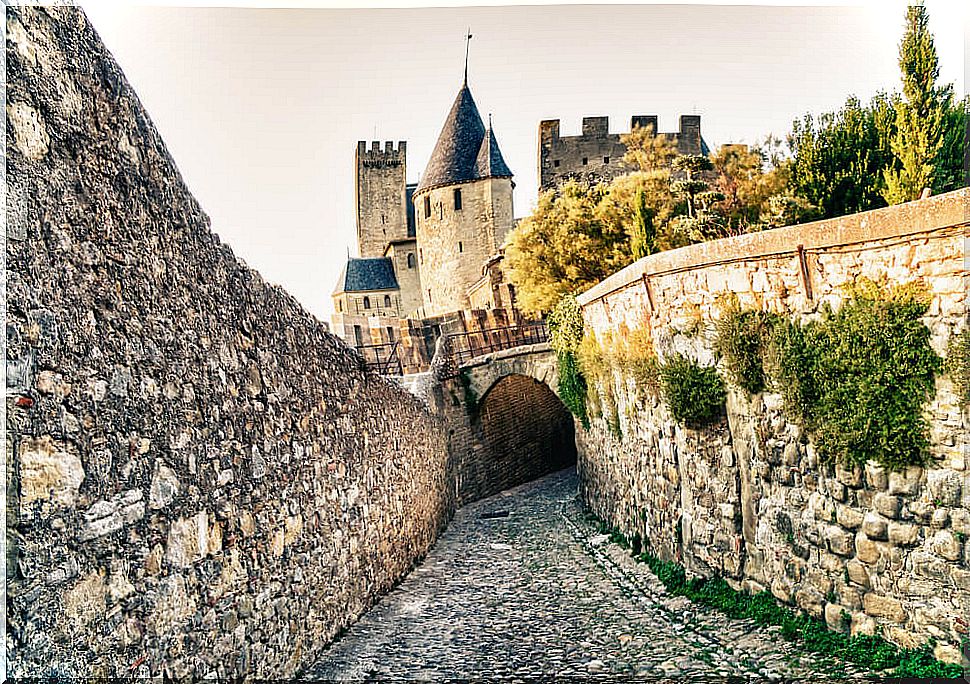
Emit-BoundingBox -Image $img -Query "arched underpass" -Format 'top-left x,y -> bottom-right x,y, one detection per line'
475,373 -> 577,495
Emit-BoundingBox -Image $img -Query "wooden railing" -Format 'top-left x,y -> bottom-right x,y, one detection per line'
356,341 -> 403,376
447,321 -> 548,367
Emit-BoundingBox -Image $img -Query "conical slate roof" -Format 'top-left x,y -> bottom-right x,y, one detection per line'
475,123 -> 513,179
416,83 -> 512,193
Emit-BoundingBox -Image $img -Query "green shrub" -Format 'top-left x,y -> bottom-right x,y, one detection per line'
659,353 -> 725,426
767,278 -> 941,470
549,295 -> 590,427
612,325 -> 660,397
714,298 -> 777,394
945,327 -> 970,406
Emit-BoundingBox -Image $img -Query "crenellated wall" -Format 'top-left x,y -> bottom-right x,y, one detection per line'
575,189 -> 969,663
5,7 -> 453,679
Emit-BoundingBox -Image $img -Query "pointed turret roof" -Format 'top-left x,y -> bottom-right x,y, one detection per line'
416,83 -> 512,193
475,118 -> 512,179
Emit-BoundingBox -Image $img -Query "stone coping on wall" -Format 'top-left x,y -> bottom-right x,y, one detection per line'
577,188 -> 970,307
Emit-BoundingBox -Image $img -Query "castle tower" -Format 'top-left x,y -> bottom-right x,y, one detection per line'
356,140 -> 408,258
413,82 -> 514,317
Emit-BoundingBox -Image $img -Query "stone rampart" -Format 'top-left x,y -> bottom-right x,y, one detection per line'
6,7 -> 452,679
575,189 -> 969,662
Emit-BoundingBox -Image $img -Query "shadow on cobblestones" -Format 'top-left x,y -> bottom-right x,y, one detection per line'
303,468 -> 847,681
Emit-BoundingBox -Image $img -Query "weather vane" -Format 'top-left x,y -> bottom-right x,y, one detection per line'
464,28 -> 473,84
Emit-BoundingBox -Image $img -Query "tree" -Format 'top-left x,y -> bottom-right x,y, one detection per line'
709,142 -> 788,233
620,124 -> 679,172
597,170 -> 676,257
882,5 -> 947,204
932,93 -> 969,195
668,155 -> 726,242
505,181 -> 631,315
787,93 -> 897,219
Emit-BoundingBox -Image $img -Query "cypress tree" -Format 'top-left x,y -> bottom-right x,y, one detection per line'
882,4 -> 946,204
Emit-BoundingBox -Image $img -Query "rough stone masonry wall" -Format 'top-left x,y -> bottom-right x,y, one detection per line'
5,7 -> 452,679
575,190 -> 969,662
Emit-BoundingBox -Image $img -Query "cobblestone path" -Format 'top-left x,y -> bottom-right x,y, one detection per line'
305,468 -> 839,680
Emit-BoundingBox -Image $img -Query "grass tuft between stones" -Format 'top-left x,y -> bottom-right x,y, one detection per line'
589,518 -> 965,679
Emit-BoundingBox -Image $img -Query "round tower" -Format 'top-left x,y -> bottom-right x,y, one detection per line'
413,82 -> 513,317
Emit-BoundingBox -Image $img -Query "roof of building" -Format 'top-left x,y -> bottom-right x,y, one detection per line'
332,257 -> 400,295
475,123 -> 513,179
416,82 -> 512,193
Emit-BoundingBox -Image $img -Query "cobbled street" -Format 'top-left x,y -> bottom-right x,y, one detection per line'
306,468 -> 850,681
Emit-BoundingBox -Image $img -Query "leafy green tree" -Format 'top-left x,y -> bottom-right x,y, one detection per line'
669,154 -> 726,242
787,94 -> 897,219
882,5 -> 948,204
710,142 -> 788,233
932,93 -> 969,194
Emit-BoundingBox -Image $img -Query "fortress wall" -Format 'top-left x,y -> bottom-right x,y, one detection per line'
5,7 -> 452,679
574,190 -> 969,661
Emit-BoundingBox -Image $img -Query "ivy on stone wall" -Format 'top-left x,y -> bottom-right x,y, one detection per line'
944,328 -> 970,407
658,353 -> 726,427
767,278 -> 941,470
548,295 -> 589,428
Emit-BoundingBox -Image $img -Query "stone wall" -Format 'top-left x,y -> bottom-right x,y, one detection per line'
538,115 -> 703,191
5,7 -> 454,679
574,190 -> 969,662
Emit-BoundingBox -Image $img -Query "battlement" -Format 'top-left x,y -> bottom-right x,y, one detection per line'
537,113 -> 705,192
539,115 -> 699,142
357,140 -> 407,158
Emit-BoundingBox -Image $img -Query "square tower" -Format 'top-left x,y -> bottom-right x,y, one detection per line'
356,140 -> 408,258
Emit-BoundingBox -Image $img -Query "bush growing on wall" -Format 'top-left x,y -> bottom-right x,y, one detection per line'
714,296 -> 777,395
767,278 -> 941,470
659,353 -> 726,426
548,295 -> 589,428
611,325 -> 661,398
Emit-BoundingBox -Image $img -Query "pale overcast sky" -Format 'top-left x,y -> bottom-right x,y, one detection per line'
81,1 -> 968,324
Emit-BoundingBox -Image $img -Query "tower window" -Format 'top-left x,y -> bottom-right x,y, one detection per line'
407,253 -> 415,269
603,156 -> 610,164
338,300 -> 343,312
381,214 -> 386,224
459,241 -> 463,253
384,294 -> 391,308
582,157 -> 588,165
454,188 -> 462,210
419,249 -> 423,264
363,296 -> 371,309
553,160 -> 560,168
387,326 -> 395,342
424,196 -> 431,218
353,325 -> 363,348
427,289 -> 432,302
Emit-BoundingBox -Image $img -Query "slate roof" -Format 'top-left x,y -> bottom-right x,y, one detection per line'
332,257 -> 399,295
416,83 -> 512,193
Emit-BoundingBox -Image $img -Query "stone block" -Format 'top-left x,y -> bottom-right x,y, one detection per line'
929,529 -> 962,561
166,512 -> 209,568
835,463 -> 863,488
888,467 -> 922,495
926,470 -> 962,506
80,489 -> 145,541
855,531 -> 882,564
888,522 -> 919,546
864,462 -> 888,490
873,492 -> 903,519
771,577 -> 793,604
838,585 -> 863,611
933,643 -> 964,665
861,512 -> 888,541
863,592 -> 905,623
930,508 -> 949,529
825,525 -> 854,556
18,435 -> 85,516
795,588 -> 824,618
850,612 -> 876,637
149,460 -> 180,510
950,508 -> 970,535
836,505 -> 864,530
846,559 -> 871,588
886,626 -> 923,650
825,602 -> 849,631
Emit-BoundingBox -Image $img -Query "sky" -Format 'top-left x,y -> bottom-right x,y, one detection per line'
81,1 -> 968,324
